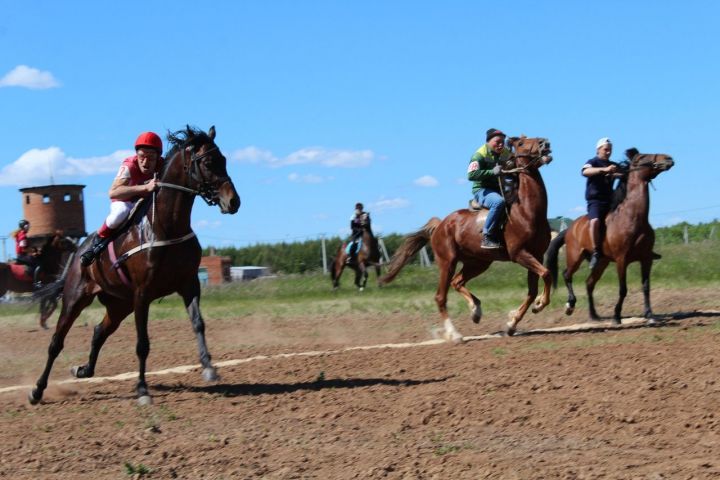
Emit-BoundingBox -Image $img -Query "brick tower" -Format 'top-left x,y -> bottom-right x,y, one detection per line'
19,184 -> 87,245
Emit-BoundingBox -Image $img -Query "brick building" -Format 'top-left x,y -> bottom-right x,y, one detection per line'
199,255 -> 232,285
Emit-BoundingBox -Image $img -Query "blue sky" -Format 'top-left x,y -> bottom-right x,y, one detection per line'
1,1 -> 719,258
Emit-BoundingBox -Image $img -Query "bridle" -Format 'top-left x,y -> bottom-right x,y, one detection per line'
503,139 -> 552,174
156,143 -> 229,206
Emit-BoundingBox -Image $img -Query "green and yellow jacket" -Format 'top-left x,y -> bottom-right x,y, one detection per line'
467,144 -> 512,194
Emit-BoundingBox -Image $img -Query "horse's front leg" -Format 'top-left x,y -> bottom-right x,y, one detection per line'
133,296 -> 152,405
450,262 -> 490,324
640,258 -> 655,322
181,277 -> 218,382
358,263 -> 369,291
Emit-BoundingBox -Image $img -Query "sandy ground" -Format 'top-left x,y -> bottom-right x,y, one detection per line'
0,286 -> 719,479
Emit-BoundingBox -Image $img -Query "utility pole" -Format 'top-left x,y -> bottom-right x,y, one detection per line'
320,234 -> 328,274
419,246 -> 431,267
0,236 -> 6,262
377,236 -> 391,264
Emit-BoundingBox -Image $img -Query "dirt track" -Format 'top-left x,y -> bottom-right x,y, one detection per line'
1,287 -> 719,479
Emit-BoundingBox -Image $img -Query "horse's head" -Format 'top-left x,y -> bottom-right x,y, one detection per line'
625,148 -> 674,180
167,125 -> 241,214
506,136 -> 553,170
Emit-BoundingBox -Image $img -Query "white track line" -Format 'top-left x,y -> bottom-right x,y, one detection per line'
1,311 -> 716,396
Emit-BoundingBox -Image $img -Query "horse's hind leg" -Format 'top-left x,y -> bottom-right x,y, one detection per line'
434,257 -> 463,343
71,294 -> 131,379
133,296 -> 153,405
181,277 -> 218,383
563,246 -> 585,316
612,260 -> 628,325
450,262 -> 490,324
586,259 -> 610,321
29,292 -> 95,404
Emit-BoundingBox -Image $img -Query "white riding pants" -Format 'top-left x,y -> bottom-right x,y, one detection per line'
105,201 -> 134,229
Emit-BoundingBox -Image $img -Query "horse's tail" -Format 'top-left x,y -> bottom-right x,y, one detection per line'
32,252 -> 73,324
379,217 -> 441,285
544,229 -> 567,289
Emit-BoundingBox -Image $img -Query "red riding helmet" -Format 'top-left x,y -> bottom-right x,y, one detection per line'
134,132 -> 163,154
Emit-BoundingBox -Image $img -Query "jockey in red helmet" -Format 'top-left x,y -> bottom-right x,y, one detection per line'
80,132 -> 164,266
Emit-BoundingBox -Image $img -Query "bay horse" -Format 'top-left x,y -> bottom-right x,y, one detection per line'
0,231 -> 76,298
30,126 -> 240,406
330,221 -> 381,291
545,148 -> 674,323
380,136 -> 553,339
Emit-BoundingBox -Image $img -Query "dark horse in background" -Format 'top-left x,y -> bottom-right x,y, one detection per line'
30,126 -> 240,406
545,148 -> 674,324
330,219 -> 381,291
380,136 -> 553,340
0,231 -> 77,301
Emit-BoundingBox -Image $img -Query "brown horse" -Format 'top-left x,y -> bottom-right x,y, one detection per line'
30,126 -> 240,405
380,136 -> 553,339
545,148 -> 674,323
0,231 -> 76,297
330,221 -> 381,291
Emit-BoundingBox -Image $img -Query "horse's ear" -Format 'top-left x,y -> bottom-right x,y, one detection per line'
507,136 -> 519,148
208,125 -> 216,140
625,147 -> 639,160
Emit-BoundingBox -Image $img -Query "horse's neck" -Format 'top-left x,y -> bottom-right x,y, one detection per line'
151,153 -> 195,237
614,173 -> 650,223
512,170 -> 548,220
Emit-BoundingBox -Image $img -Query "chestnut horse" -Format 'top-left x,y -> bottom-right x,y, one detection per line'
30,126 -> 240,405
380,136 -> 553,339
545,148 -> 674,323
0,231 -> 76,297
330,222 -> 381,291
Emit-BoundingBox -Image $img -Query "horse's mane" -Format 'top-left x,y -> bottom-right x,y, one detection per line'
160,126 -> 214,177
609,148 -> 639,211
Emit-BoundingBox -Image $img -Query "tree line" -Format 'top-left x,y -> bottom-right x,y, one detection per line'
202,220 -> 718,274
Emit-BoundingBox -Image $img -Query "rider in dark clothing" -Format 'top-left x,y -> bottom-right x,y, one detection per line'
346,203 -> 370,264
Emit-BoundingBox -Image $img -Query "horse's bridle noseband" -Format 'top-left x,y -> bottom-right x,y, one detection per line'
157,143 -> 230,206
504,139 -> 552,173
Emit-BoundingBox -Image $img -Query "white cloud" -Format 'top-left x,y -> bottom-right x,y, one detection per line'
231,146 -> 374,168
570,205 -> 585,213
288,173 -> 333,184
0,65 -> 60,89
193,219 -> 222,229
414,175 -> 439,187
370,197 -> 411,212
0,147 -> 132,186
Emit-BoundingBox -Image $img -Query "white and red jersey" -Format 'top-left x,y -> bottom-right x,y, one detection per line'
112,155 -> 163,202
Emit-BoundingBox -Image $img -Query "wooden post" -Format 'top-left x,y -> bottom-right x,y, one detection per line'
321,235 -> 328,274
377,237 -> 391,264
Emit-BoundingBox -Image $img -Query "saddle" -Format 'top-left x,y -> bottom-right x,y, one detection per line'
9,263 -> 33,282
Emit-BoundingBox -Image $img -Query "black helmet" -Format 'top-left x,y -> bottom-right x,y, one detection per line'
355,203 -> 364,210
18,219 -> 29,229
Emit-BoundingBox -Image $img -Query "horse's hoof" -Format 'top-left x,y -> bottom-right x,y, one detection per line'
611,318 -> 622,326
646,318 -> 659,326
471,308 -> 482,324
137,395 -> 153,406
358,287 -> 364,292
446,332 -> 465,344
28,390 -> 41,405
202,367 -> 219,382
564,303 -> 574,316
505,323 -> 516,337
70,366 -> 81,378
40,319 -> 49,330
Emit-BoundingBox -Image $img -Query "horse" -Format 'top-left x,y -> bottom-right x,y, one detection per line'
330,221 -> 381,291
545,148 -> 674,324
29,125 -> 240,406
379,136 -> 553,340
0,231 -> 77,298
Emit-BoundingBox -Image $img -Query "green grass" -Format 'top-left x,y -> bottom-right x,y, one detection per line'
1,240 -> 716,324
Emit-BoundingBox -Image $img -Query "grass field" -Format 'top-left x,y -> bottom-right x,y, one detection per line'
1,240 -> 717,326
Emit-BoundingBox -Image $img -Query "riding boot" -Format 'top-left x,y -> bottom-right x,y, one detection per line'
589,249 -> 602,271
80,237 -> 110,267
481,234 -> 502,249
32,266 -> 43,290
651,251 -> 662,260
